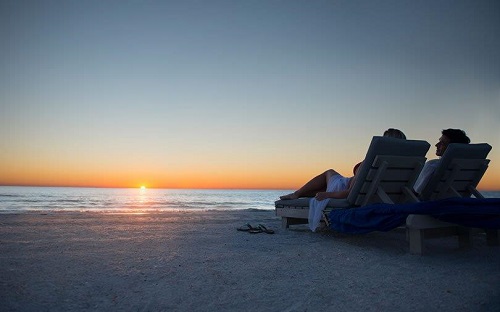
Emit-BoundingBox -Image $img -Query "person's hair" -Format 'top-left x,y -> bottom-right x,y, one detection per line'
383,128 -> 406,140
353,162 -> 362,175
442,129 -> 470,144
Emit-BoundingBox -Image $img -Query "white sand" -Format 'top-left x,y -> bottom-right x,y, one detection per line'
0,210 -> 499,311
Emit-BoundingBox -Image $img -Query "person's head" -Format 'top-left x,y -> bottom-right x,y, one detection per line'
435,128 -> 470,156
383,128 -> 406,139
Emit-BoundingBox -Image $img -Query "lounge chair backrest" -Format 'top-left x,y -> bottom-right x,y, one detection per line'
347,136 -> 430,206
419,143 -> 492,201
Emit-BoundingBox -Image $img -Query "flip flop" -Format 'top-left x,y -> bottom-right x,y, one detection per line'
248,228 -> 263,234
258,224 -> 275,234
237,223 -> 257,232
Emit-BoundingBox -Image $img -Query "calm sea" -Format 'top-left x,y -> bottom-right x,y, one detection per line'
0,186 -> 291,213
1,186 -> 499,214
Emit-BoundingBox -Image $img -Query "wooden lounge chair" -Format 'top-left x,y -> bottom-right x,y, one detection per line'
405,143 -> 496,254
275,136 -> 430,229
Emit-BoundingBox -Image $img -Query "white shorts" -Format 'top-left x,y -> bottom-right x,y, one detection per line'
326,174 -> 351,192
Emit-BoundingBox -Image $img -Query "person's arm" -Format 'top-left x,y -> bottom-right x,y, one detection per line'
413,160 -> 439,194
314,190 -> 349,201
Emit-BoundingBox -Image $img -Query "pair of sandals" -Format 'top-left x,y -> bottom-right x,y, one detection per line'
237,223 -> 275,234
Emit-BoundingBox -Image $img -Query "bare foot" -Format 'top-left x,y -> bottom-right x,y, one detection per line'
280,192 -> 299,200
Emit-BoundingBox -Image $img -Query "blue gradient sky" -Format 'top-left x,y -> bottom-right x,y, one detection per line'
1,0 -> 499,189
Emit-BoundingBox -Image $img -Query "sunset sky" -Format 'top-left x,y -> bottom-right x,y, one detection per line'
1,0 -> 499,190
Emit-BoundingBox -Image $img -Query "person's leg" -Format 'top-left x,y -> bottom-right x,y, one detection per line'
280,169 -> 339,200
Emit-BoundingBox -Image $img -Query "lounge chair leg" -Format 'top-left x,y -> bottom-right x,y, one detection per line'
408,229 -> 425,255
322,211 -> 330,228
485,229 -> 500,246
282,218 -> 290,229
457,228 -> 473,249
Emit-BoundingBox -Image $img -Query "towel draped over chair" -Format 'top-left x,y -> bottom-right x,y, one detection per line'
328,197 -> 500,234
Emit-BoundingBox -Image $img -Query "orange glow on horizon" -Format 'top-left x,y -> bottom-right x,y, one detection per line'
0,155 -> 499,191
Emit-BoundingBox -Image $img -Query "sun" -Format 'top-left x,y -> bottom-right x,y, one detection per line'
140,185 -> 146,190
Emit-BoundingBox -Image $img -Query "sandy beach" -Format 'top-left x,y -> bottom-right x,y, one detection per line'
1,210 -> 499,312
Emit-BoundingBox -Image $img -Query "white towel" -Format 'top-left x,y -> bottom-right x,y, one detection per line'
308,174 -> 351,232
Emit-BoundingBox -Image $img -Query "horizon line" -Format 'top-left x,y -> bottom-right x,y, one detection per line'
1,184 -> 499,193
0,184 -> 293,191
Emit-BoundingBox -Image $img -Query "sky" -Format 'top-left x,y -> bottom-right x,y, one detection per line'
1,0 -> 499,190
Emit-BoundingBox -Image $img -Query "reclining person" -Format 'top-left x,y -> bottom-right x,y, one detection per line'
413,128 -> 470,194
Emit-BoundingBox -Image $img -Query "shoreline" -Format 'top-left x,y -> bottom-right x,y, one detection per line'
0,207 -> 275,215
1,210 -> 499,311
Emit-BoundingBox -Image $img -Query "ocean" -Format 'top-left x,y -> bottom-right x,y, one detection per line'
1,186 -> 499,214
0,186 -> 290,213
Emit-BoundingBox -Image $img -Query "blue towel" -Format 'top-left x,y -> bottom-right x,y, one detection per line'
328,197 -> 500,234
